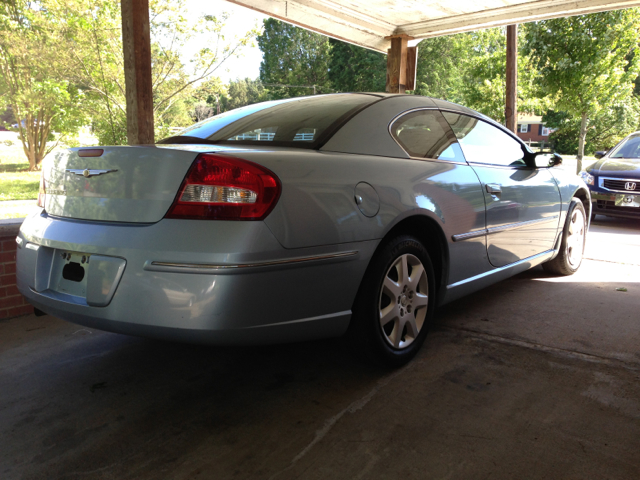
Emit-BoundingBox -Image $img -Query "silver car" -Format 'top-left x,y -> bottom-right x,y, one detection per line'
16,94 -> 590,366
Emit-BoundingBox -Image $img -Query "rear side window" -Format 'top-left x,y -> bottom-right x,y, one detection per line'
391,109 -> 465,162
182,94 -> 378,148
442,112 -> 526,167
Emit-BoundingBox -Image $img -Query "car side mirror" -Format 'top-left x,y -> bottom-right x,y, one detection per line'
530,152 -> 562,168
594,151 -> 607,159
549,153 -> 562,167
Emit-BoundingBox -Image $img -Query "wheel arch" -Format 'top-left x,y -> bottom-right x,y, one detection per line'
552,188 -> 590,254
572,187 -> 591,219
370,214 -> 449,299
347,213 -> 445,366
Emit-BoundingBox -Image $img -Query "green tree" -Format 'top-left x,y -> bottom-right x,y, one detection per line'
66,0 -> 258,144
0,0 -> 86,170
190,102 -> 215,122
328,39 -> 386,92
258,18 -> 332,98
545,100 -> 640,154
414,34 -> 472,102
414,29 -> 545,124
64,0 -> 128,145
0,105 -> 15,127
222,78 -> 270,111
524,10 -> 640,172
461,29 -> 508,121
191,76 -> 227,115
460,28 -> 546,124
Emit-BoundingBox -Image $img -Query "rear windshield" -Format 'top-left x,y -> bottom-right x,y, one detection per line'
610,133 -> 640,158
171,94 -> 378,148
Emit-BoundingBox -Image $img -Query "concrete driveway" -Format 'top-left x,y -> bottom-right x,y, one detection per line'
1,217 -> 639,480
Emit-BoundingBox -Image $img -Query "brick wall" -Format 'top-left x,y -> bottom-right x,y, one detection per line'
0,220 -> 33,319
516,124 -> 550,144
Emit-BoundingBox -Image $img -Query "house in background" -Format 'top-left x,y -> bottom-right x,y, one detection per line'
516,114 -> 553,148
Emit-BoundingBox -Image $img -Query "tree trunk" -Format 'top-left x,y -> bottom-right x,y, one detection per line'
577,112 -> 588,174
25,149 -> 37,171
20,128 -> 37,171
18,114 -> 51,171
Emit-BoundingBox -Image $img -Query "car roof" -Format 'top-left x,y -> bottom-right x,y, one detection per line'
320,93 -> 524,158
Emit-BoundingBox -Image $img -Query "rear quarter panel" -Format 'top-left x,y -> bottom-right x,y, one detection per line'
241,150 -> 490,285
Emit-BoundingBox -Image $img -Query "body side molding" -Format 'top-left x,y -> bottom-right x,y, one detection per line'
452,215 -> 559,242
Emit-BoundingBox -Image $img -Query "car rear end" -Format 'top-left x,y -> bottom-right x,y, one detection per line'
16,145 -> 360,344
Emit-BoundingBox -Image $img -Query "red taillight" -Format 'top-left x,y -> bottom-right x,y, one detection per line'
165,153 -> 281,220
37,172 -> 46,208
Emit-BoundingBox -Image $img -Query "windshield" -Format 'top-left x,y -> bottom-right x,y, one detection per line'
165,94 -> 379,148
610,133 -> 640,158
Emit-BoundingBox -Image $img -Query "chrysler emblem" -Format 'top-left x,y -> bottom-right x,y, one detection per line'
66,168 -> 118,178
625,182 -> 637,190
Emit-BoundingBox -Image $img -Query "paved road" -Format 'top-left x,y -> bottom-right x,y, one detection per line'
1,217 -> 639,480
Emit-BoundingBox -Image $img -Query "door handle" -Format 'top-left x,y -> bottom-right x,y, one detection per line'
486,184 -> 502,194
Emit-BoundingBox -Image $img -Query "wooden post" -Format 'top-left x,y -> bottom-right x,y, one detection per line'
406,46 -> 418,91
121,0 -> 154,145
386,35 -> 409,93
505,24 -> 518,133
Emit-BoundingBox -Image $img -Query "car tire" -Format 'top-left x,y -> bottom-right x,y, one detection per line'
350,235 -> 436,367
543,197 -> 586,276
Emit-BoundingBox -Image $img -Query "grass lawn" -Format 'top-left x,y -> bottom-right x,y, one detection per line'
0,148 -> 40,201
0,131 -> 97,218
0,200 -> 40,219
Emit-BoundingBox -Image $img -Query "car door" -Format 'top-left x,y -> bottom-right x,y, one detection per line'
388,108 -> 489,284
442,112 -> 561,268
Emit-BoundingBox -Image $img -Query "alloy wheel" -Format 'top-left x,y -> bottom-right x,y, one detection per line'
566,207 -> 585,268
378,253 -> 429,349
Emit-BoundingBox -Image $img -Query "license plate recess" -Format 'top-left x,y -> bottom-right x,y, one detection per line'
51,251 -> 90,298
33,248 -> 126,307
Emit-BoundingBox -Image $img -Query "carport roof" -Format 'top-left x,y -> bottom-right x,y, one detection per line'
226,0 -> 640,51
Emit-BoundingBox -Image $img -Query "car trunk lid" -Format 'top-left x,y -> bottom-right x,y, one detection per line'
42,146 -> 203,223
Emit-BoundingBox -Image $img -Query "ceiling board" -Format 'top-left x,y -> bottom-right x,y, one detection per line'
225,0 -> 640,51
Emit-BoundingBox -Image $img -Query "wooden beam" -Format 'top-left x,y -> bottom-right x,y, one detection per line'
386,36 -> 409,94
121,0 -> 154,145
505,24 -> 517,133
406,46 -> 418,91
225,0 -> 394,52
398,0 -> 640,39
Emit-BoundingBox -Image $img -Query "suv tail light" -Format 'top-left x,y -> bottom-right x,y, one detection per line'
165,153 -> 281,220
37,172 -> 46,208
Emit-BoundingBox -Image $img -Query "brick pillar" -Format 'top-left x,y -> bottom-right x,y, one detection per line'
0,220 -> 33,319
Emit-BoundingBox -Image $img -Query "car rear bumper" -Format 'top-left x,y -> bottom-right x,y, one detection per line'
17,211 -> 376,344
